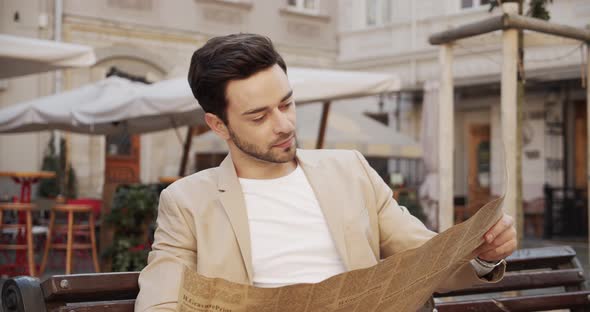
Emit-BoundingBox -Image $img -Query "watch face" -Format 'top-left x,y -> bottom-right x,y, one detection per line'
476,257 -> 501,267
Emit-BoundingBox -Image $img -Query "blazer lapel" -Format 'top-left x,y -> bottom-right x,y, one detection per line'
217,155 -> 254,283
297,150 -> 351,270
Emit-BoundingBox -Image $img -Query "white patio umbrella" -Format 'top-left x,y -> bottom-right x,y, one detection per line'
296,104 -> 421,158
192,103 -> 422,159
0,34 -> 96,79
0,66 -> 402,174
0,67 -> 399,135
287,67 -> 401,104
0,76 -> 204,134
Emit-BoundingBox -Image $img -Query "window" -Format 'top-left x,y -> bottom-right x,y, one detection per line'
461,0 -> 491,9
366,0 -> 391,27
287,0 -> 319,14
107,0 -> 153,10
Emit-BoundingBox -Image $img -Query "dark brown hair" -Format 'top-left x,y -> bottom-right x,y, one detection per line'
188,33 -> 287,123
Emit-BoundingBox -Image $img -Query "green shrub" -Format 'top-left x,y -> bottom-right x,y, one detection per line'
38,135 -> 77,198
103,184 -> 158,271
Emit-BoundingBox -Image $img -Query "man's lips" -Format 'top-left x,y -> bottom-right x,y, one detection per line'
273,136 -> 294,148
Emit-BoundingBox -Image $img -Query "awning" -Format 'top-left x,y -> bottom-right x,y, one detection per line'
0,34 -> 96,79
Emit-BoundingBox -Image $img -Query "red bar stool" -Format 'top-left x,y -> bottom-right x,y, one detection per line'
0,202 -> 36,276
39,203 -> 100,275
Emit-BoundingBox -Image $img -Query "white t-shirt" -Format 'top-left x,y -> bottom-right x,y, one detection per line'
239,165 -> 346,288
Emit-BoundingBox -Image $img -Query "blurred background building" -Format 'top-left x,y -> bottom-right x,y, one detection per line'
1,0 -> 589,239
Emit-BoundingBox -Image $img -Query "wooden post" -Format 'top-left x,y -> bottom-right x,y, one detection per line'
316,101 -> 331,149
66,210 -> 74,275
501,2 -> 519,225
178,126 -> 194,177
515,0 -> 525,243
438,44 -> 454,231
586,44 -> 590,262
429,14 -> 590,46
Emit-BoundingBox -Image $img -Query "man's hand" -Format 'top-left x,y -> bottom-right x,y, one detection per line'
474,213 -> 517,262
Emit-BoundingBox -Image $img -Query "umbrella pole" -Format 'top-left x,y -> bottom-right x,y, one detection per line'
178,126 -> 194,177
316,101 -> 331,149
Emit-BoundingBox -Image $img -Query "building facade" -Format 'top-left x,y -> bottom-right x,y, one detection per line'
1,0 -> 588,237
0,0 -> 339,198
338,0 -> 589,237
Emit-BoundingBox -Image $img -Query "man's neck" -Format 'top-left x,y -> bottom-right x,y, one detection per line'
230,150 -> 297,180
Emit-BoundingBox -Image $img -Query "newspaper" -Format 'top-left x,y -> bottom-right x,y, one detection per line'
178,195 -> 504,312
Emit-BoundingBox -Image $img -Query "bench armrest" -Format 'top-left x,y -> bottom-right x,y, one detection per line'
1,276 -> 47,312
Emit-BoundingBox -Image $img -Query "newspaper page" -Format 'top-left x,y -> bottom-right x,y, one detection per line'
178,195 -> 504,312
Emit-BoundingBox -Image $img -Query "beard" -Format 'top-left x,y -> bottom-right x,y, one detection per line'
227,126 -> 296,164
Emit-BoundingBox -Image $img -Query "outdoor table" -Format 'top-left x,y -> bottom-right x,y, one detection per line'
0,171 -> 56,203
0,171 -> 56,276
159,176 -> 181,184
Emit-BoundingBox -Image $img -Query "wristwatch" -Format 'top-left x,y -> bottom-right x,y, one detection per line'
471,257 -> 505,277
475,257 -> 504,268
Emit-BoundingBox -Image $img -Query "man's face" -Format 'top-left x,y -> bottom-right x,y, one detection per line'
224,64 -> 297,163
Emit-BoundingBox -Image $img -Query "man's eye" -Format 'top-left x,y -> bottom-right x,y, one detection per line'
252,115 -> 265,123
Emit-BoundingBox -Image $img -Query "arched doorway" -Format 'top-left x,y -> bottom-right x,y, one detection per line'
93,56 -> 167,185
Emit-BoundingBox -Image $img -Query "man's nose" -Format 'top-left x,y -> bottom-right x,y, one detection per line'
273,110 -> 294,134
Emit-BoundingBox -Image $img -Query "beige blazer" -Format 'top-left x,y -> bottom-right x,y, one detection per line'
135,149 -> 504,311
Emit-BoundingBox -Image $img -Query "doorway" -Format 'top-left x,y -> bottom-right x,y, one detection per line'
467,124 -> 492,216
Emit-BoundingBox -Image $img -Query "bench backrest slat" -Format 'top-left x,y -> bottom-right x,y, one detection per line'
435,268 -> 585,297
41,272 -> 139,303
56,299 -> 135,312
505,246 -> 576,271
436,290 -> 590,312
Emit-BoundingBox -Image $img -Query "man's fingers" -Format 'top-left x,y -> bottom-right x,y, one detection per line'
490,226 -> 516,247
484,214 -> 514,243
475,223 -> 516,255
479,239 -> 517,261
475,227 -> 515,255
475,213 -> 518,262
474,241 -> 494,255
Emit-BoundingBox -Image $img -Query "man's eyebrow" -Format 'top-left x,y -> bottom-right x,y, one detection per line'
280,90 -> 293,103
241,90 -> 294,116
242,106 -> 268,116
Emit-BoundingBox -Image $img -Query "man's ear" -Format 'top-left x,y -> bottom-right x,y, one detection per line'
205,113 -> 230,140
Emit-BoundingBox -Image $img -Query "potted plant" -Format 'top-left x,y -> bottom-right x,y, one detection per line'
38,134 -> 78,199
103,184 -> 158,271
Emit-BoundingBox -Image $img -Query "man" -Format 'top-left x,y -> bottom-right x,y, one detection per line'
135,33 -> 517,311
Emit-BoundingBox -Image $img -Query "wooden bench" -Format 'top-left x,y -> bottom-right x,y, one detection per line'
2,246 -> 589,311
434,245 -> 590,311
1,272 -> 138,312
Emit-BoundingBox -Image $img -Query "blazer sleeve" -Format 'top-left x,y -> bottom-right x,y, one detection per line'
135,188 -> 198,312
352,150 -> 505,293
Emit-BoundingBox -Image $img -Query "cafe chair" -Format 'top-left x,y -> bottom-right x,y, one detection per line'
0,202 -> 36,276
39,203 -> 100,275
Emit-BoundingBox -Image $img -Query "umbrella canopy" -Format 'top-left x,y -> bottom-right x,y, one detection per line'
287,67 -> 400,104
0,76 -> 203,134
161,66 -> 401,104
0,35 -> 96,79
141,66 -> 400,106
0,67 -> 400,135
192,103 -> 422,158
